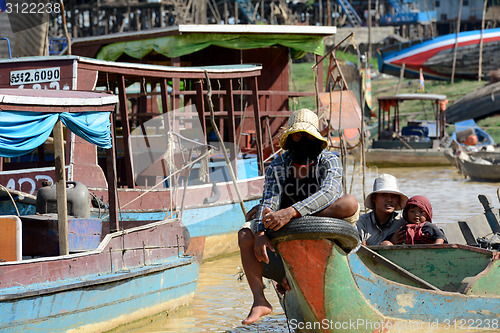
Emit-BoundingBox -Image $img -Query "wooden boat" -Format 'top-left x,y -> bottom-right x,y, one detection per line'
0,89 -> 199,332
0,55 -> 266,260
378,28 -> 500,80
352,93 -> 451,167
445,81 -> 500,124
456,151 -> 500,182
270,208 -> 500,332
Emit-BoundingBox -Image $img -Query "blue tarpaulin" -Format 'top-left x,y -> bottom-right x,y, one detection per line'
0,111 -> 112,157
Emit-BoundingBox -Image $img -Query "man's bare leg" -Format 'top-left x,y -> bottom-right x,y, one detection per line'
238,228 -> 272,325
315,194 -> 359,219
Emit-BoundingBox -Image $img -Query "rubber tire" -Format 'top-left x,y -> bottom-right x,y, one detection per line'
266,216 -> 360,253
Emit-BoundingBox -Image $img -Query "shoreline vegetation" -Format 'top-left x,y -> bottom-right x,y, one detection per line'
291,58 -> 500,143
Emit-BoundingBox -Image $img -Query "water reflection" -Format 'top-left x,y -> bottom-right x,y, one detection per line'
112,166 -> 500,332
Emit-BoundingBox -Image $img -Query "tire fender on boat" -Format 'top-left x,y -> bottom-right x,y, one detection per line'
266,216 -> 360,253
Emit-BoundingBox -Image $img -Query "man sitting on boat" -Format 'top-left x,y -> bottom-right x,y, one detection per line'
356,174 -> 409,245
238,108 -> 359,325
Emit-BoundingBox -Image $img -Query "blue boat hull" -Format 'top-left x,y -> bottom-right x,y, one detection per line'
0,218 -> 199,332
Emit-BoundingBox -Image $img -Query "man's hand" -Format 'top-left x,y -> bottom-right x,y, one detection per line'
262,206 -> 297,231
245,205 -> 259,222
254,231 -> 275,264
390,225 -> 406,245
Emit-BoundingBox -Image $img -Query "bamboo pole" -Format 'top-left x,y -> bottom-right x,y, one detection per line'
368,0 -> 372,61
478,0 -> 488,82
360,55 -> 367,204
204,71 -> 247,216
54,120 -> 69,256
60,0 -> 71,55
451,0 -> 463,85
396,63 -> 405,94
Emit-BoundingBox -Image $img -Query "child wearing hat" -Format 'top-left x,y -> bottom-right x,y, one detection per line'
238,108 -> 359,325
356,174 -> 408,245
400,195 -> 447,245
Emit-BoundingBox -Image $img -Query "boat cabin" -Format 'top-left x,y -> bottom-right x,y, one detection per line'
374,93 -> 448,149
68,24 -> 337,150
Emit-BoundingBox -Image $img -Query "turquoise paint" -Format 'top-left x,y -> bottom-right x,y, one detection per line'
0,258 -> 199,331
0,201 -> 35,216
182,199 -> 260,238
349,252 -> 500,322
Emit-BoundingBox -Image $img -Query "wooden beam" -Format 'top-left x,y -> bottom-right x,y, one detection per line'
251,76 -> 264,175
106,114 -> 120,232
54,120 -> 69,256
117,75 -> 135,188
226,78 -> 238,177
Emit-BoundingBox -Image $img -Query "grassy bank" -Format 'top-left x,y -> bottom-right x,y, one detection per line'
290,60 -> 499,143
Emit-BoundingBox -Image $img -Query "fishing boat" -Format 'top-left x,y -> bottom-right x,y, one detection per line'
352,93 -> 451,167
0,55 -> 266,260
378,28 -> 500,80
445,81 -> 500,124
455,151 -> 500,182
269,203 -> 500,332
0,89 -> 199,332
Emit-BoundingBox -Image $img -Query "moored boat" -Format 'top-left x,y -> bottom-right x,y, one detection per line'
456,152 -> 500,182
270,214 -> 499,332
353,93 -> 451,167
0,89 -> 199,331
0,56 -> 266,260
378,28 -> 500,80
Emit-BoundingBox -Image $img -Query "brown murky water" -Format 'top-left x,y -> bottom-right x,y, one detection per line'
116,165 -> 500,332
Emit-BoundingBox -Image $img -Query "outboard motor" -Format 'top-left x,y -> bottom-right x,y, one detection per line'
36,181 -> 91,218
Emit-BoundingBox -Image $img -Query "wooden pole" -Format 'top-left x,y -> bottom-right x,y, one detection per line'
327,0 -> 331,26
478,0 -> 488,82
54,120 -> 69,256
60,0 -> 71,55
360,57 -> 367,204
451,0 -> 463,85
204,71 -> 247,216
396,63 -> 405,94
368,0 -> 372,62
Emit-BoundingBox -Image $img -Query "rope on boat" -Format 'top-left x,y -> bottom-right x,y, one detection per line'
0,184 -> 20,217
204,70 -> 247,216
100,148 -> 213,221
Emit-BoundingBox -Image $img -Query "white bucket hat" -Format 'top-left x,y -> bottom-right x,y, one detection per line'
279,108 -> 328,150
364,174 -> 408,210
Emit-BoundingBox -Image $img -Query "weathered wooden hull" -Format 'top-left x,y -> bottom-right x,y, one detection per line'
0,218 -> 199,332
378,28 -> 500,80
457,156 -> 500,182
352,147 -> 451,167
278,239 -> 500,332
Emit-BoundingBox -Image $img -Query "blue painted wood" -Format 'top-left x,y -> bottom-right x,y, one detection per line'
182,199 -> 260,238
0,218 -> 199,331
348,250 -> 500,322
0,258 -> 198,331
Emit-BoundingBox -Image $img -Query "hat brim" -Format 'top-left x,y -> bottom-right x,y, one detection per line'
279,123 -> 328,150
364,190 -> 409,211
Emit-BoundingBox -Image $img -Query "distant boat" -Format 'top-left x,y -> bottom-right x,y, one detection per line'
445,81 -> 500,123
378,28 -> 500,80
455,151 -> 500,182
352,93 -> 452,167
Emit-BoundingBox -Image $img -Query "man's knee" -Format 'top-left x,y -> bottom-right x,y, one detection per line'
336,194 -> 359,216
238,228 -> 254,249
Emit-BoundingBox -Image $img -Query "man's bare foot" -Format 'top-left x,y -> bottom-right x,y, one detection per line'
241,301 -> 273,325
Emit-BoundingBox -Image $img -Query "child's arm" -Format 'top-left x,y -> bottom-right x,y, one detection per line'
434,238 -> 445,245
